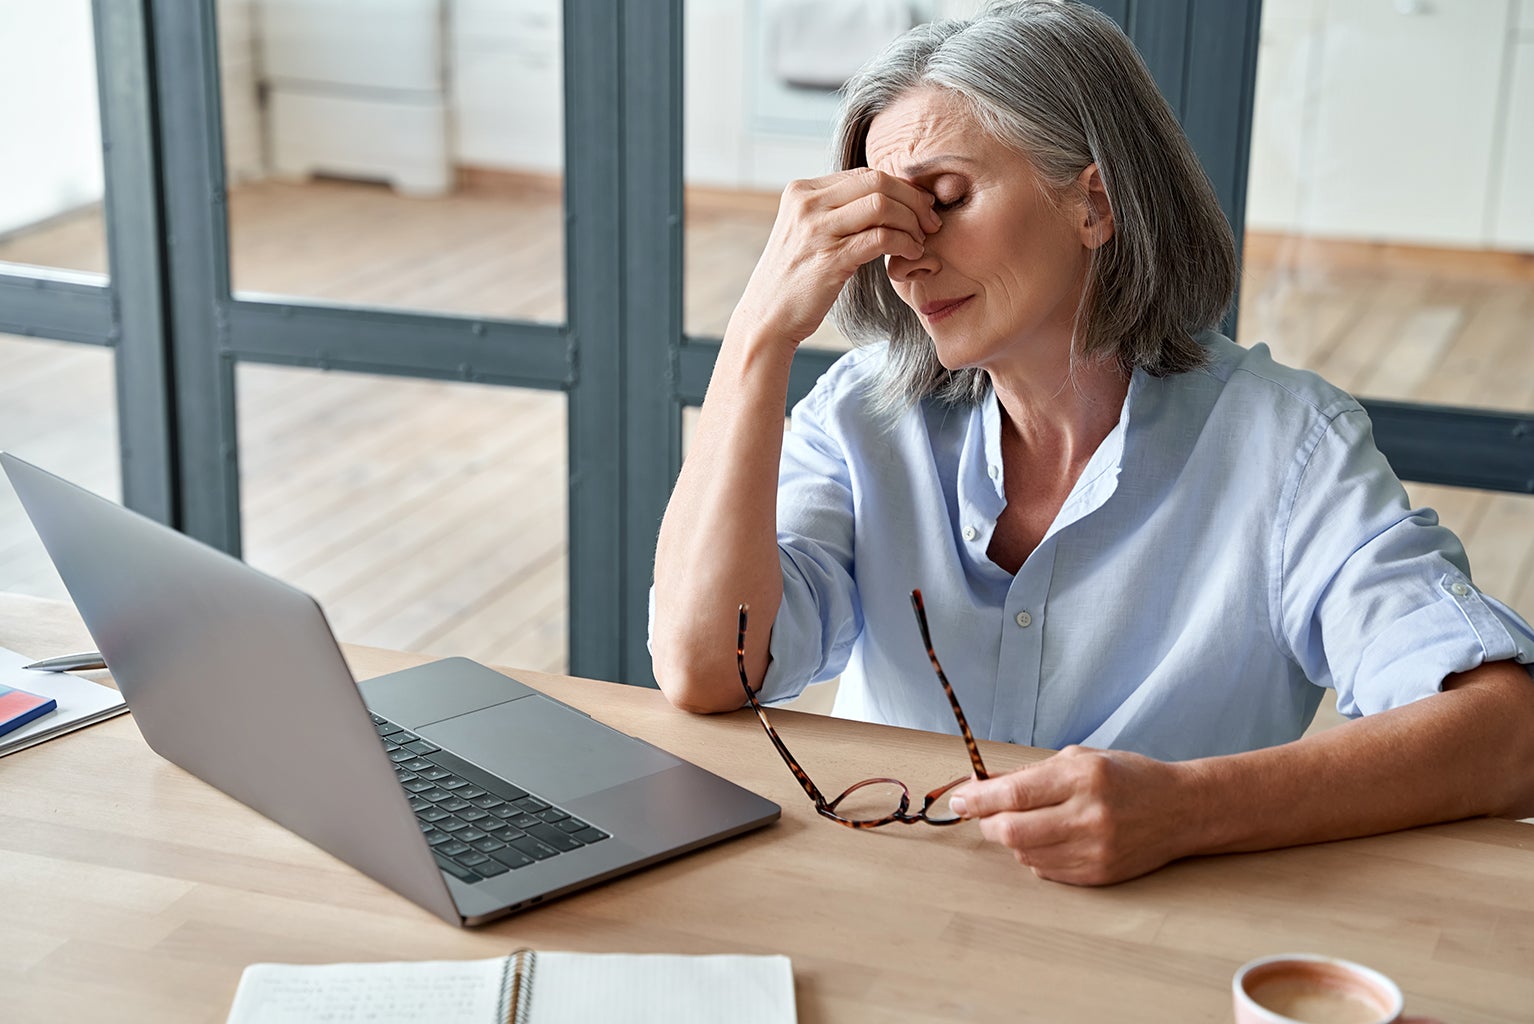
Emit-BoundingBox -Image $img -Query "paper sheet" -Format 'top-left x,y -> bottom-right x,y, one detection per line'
0,645 -> 128,757
526,952 -> 797,1024
226,958 -> 508,1024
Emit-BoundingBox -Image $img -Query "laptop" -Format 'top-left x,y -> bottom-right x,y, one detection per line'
1,452 -> 779,926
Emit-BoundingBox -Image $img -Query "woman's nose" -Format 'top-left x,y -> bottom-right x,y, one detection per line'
886,247 -> 939,282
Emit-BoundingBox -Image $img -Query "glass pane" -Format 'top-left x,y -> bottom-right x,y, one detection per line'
219,0 -> 565,322
0,334 -> 119,600
0,1 -> 107,278
1241,0 -> 1534,415
684,1 -> 984,351
237,366 -> 568,673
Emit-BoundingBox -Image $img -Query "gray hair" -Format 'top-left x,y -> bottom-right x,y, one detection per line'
830,0 -> 1237,411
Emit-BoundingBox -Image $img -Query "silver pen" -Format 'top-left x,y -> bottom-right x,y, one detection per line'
22,651 -> 108,673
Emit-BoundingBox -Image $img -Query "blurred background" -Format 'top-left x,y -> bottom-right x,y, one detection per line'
1,1 -> 1530,718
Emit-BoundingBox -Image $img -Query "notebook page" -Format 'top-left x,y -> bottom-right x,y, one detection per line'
225,957 -> 509,1024
525,952 -> 796,1024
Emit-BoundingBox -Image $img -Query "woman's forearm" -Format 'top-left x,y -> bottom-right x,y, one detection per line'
1180,660 -> 1534,859
651,314 -> 797,712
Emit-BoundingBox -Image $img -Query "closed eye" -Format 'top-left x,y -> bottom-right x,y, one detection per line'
933,194 -> 966,213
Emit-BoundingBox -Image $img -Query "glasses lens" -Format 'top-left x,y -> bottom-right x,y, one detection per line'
921,777 -> 970,824
826,779 -> 909,824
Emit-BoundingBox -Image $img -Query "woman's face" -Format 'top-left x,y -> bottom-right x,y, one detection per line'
864,87 -> 1105,379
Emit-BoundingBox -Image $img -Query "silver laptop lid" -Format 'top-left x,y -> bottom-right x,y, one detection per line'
2,452 -> 460,924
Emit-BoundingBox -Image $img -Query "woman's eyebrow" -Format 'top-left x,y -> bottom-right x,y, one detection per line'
897,155 -> 980,178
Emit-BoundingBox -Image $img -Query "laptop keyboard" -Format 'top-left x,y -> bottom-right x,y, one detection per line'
371,713 -> 611,885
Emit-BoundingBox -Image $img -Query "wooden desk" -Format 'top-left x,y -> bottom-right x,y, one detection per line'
1,594 -> 1531,1023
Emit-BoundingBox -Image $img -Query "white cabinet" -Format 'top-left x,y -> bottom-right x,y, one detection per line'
450,0 -> 563,174
1492,42 -> 1534,250
1248,0 -> 1531,252
257,0 -> 451,196
1305,0 -> 1505,247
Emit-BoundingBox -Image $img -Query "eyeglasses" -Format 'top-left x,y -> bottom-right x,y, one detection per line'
736,589 -> 989,828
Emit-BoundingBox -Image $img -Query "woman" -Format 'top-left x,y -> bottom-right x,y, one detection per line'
649,0 -> 1534,884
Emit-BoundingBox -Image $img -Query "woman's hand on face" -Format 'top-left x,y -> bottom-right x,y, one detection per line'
731,168 -> 941,349
949,746 -> 1206,886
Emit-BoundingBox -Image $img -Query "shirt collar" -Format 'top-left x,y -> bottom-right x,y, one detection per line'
970,368 -> 1144,538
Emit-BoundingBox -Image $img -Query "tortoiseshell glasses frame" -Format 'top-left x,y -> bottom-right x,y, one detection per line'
736,589 -> 990,828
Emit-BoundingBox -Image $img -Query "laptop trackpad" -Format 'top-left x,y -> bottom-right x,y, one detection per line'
418,696 -> 679,803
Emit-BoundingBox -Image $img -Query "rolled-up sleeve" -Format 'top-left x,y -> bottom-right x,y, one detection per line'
1276,407 -> 1534,718
757,373 -> 864,704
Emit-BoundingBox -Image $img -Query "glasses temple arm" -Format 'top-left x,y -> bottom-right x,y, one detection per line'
910,590 -> 990,781
738,606 -> 833,806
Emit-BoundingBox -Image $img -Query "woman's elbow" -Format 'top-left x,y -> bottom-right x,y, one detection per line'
651,647 -> 746,715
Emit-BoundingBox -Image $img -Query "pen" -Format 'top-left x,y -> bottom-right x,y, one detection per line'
22,651 -> 108,673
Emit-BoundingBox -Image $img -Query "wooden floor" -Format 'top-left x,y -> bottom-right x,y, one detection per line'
2,178 -> 1532,696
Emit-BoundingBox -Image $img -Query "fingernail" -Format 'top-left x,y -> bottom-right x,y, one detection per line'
949,795 -> 968,817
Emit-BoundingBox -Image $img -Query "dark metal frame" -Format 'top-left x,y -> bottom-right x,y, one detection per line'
1,0 -> 1527,691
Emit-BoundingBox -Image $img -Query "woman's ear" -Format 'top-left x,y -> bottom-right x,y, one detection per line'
1076,163 -> 1114,249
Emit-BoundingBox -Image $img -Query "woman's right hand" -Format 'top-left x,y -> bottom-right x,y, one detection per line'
730,168 -> 942,349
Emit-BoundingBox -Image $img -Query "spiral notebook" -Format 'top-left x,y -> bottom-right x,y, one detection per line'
225,949 -> 797,1024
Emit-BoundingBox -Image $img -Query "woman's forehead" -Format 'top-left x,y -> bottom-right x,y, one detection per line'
864,88 -> 987,174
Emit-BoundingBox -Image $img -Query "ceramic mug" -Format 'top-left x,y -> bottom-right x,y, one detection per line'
1232,954 -> 1441,1024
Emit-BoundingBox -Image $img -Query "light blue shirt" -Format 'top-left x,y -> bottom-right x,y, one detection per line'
750,333 -> 1534,761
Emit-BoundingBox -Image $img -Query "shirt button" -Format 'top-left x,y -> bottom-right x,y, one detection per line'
1015,610 -> 1033,628
988,465 -> 1001,480
1450,582 -> 1471,597
962,526 -> 978,542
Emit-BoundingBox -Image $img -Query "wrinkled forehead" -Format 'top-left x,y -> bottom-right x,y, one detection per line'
863,87 -> 987,174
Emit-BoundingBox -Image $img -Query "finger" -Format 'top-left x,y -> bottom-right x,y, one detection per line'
976,805 -> 1078,854
839,224 -> 926,265
822,190 -> 930,247
814,168 -> 941,232
951,762 -> 1076,818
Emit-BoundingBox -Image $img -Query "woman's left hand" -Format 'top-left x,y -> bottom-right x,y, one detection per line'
949,745 -> 1206,885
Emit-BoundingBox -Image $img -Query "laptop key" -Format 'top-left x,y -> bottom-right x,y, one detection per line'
471,837 -> 506,852
439,798 -> 472,813
556,818 -> 587,833
457,852 -> 491,868
523,822 -> 584,852
402,779 -> 436,793
506,835 -> 560,861
437,819 -> 470,833
417,766 -> 452,781
433,852 -> 482,884
468,795 -> 505,810
457,828 -> 488,843
418,807 -> 451,823
438,840 -> 472,858
424,748 -> 534,806
473,857 -> 510,877
458,808 -> 490,823
510,813 -> 541,829
402,758 -> 433,772
409,797 -> 432,812
489,847 -> 536,870
404,739 -> 440,755
425,831 -> 454,847
441,778 -> 471,791
513,796 -> 550,814
419,789 -> 453,803
457,787 -> 487,800
387,749 -> 416,763
536,808 -> 569,824
572,827 -> 610,844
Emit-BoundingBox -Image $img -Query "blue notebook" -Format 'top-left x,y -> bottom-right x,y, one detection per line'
0,683 -> 58,738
